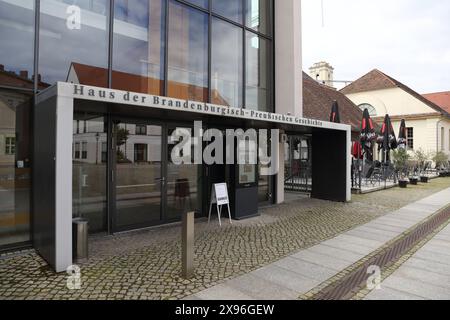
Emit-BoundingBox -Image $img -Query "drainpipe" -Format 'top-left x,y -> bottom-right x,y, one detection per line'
437,118 -> 443,154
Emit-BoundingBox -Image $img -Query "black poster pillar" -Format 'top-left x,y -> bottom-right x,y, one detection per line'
230,163 -> 259,220
311,129 -> 348,202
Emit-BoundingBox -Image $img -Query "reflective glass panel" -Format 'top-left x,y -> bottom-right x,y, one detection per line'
114,122 -> 163,229
39,0 -> 109,87
245,32 -> 270,111
166,127 -> 201,221
72,113 -> 107,233
167,1 -> 209,102
212,0 -> 243,24
113,0 -> 165,95
0,0 -> 35,90
184,0 -> 208,9
245,0 -> 271,35
211,18 -> 243,108
0,91 -> 32,246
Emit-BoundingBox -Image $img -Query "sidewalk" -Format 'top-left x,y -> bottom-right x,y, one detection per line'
365,223 -> 450,300
186,187 -> 450,300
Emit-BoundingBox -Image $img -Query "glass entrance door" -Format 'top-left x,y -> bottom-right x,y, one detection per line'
113,121 -> 163,231
111,121 -> 202,232
166,126 -> 201,221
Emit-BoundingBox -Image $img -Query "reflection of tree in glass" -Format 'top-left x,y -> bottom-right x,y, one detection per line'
116,128 -> 130,163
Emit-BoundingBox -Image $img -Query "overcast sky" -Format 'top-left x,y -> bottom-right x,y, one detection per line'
302,0 -> 450,93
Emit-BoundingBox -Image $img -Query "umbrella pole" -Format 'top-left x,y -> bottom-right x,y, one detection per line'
384,150 -> 387,189
361,152 -> 365,189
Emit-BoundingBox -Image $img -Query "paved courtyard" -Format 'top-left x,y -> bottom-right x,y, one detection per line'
1,178 -> 450,300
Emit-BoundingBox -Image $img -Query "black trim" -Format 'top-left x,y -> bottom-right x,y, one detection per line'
33,0 -> 40,95
0,242 -> 33,254
164,0 -> 170,97
107,1 -> 114,88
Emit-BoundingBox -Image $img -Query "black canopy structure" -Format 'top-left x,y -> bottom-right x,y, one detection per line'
397,119 -> 407,150
360,108 -> 376,161
330,100 -> 341,123
379,114 -> 398,162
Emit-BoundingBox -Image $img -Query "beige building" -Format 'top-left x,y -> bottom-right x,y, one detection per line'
341,69 -> 450,159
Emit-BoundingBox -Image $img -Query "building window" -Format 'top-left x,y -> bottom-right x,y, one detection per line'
407,127 -> 414,150
74,142 -> 81,159
449,129 -> 450,151
135,125 -> 147,136
101,142 -> 108,163
441,127 -> 445,151
5,137 -> 16,155
134,144 -> 148,163
81,142 -> 88,159
358,104 -> 377,117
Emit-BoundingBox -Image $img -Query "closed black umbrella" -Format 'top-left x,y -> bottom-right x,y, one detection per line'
397,119 -> 407,150
379,114 -> 398,162
360,109 -> 376,161
330,100 -> 341,123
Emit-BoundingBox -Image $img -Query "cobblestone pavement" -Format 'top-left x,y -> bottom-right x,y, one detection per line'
1,178 -> 450,300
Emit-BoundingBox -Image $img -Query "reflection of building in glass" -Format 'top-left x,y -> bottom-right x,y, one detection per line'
0,73 -> 32,246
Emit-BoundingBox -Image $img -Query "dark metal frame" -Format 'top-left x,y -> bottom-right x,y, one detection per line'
108,117 -> 203,233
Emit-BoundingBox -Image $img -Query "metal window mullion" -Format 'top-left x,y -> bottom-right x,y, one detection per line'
242,0 -> 246,109
33,0 -> 40,94
164,0 -> 170,97
207,0 -> 212,103
108,0 -> 115,88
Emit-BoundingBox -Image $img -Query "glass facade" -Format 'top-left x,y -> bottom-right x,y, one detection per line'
0,0 -> 273,248
1,0 -> 272,109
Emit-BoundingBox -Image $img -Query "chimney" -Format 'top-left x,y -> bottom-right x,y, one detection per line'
0,64 -> 4,72
32,74 -> 42,83
20,70 -> 29,79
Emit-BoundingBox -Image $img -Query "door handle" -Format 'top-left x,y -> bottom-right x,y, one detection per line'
155,177 -> 166,184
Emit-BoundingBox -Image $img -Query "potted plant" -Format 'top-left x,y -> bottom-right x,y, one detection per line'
393,148 -> 410,188
414,149 -> 429,182
432,151 -> 449,177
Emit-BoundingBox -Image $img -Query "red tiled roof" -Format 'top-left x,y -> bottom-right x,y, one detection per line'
0,69 -> 48,90
340,69 -> 450,117
423,91 -> 450,114
302,72 -> 363,132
